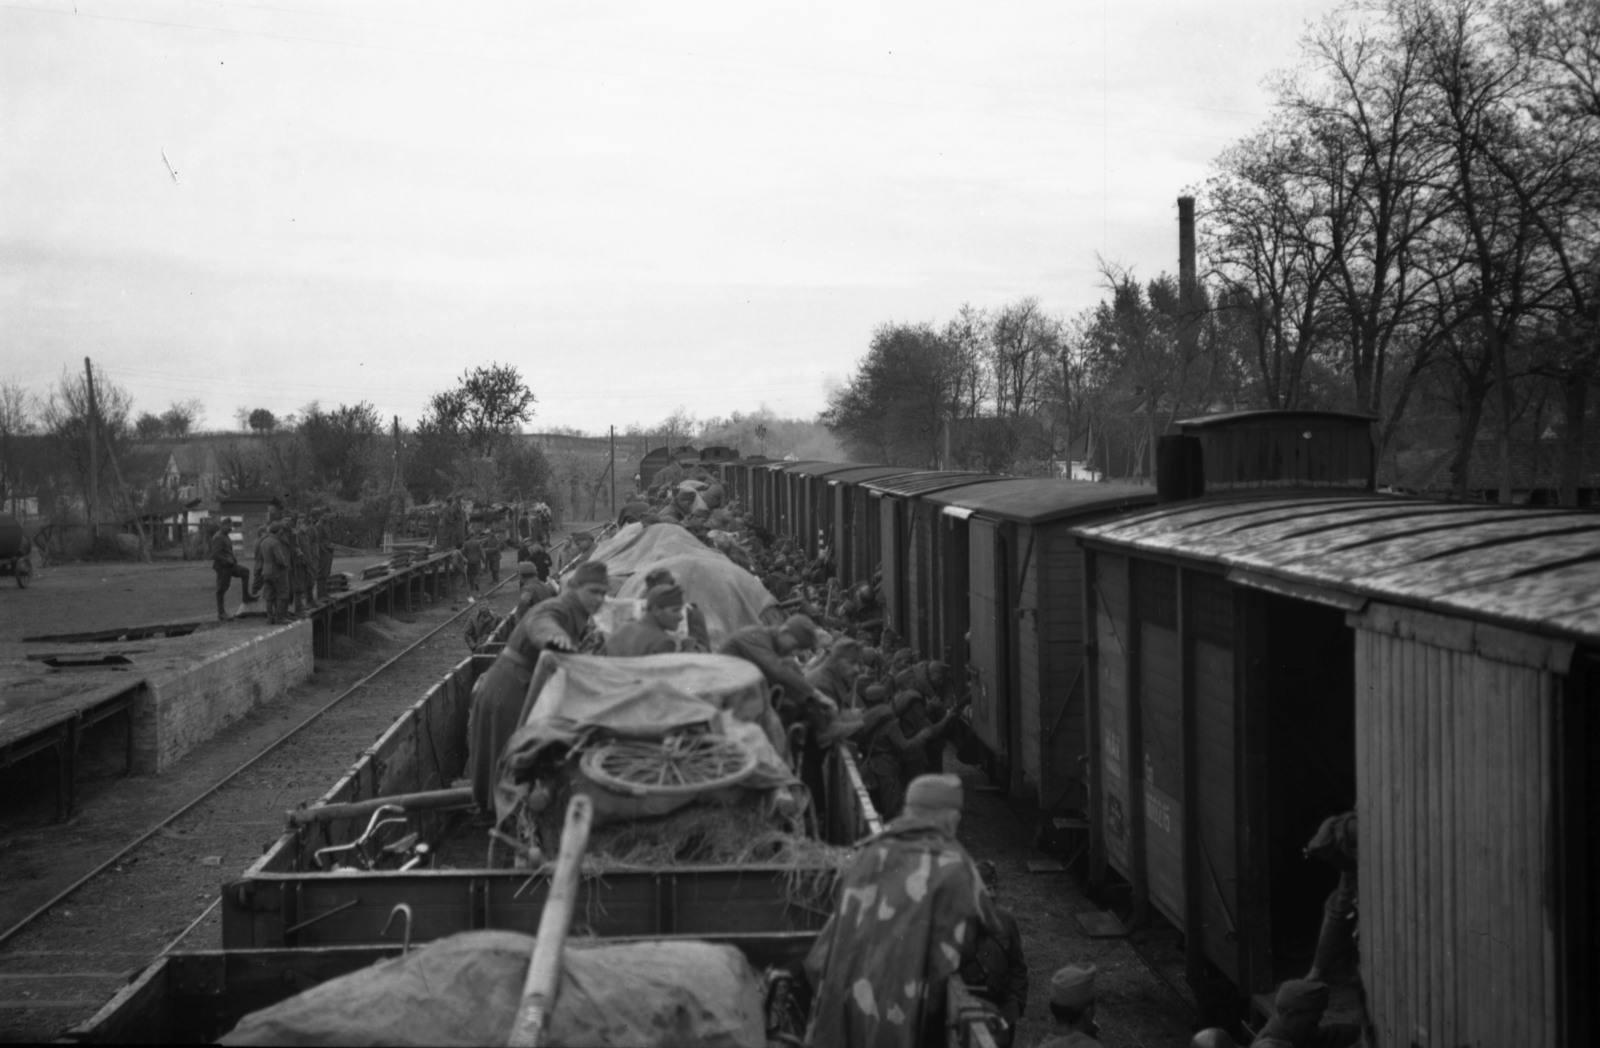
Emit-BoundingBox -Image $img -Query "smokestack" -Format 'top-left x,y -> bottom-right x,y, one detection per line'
1178,196 -> 1198,359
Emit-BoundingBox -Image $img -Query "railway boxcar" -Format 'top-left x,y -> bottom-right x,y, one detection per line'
1074,409 -> 1597,1046
823,466 -> 916,585
920,479 -> 1154,807
785,462 -> 859,557
861,472 -> 992,648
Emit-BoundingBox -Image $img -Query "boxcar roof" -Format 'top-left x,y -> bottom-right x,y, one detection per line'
760,460 -> 824,472
924,479 -> 1157,525
822,466 -> 920,485
1073,493 -> 1600,644
862,471 -> 995,496
1176,408 -> 1378,428
787,462 -> 867,478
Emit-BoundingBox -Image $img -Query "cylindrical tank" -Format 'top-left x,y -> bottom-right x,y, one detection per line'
0,515 -> 25,559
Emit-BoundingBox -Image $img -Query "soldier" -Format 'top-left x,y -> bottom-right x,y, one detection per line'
279,513 -> 305,616
484,529 -> 503,585
209,518 -> 254,620
257,521 -> 291,624
1249,980 -> 1360,1048
806,636 -> 864,708
313,508 -> 334,600
563,530 -> 596,573
466,560 -> 611,811
518,539 -> 553,582
462,531 -> 484,595
803,774 -> 1003,1048
718,615 -> 835,727
606,584 -> 689,657
1036,966 -> 1102,1047
959,861 -> 1029,1048
1304,812 -> 1358,985
860,689 -> 961,818
296,513 -> 318,610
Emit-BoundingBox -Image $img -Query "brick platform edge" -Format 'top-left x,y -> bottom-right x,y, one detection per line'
131,621 -> 313,774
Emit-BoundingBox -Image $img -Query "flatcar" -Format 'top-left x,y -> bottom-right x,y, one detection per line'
1072,410 -> 1597,1044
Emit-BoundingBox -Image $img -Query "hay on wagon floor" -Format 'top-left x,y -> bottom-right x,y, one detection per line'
578,802 -> 853,916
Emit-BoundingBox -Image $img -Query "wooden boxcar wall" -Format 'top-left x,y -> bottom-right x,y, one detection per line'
907,499 -> 938,656
1086,551 -> 1243,987
1348,602 -> 1573,1047
967,517 -> 1007,761
878,495 -> 906,640
936,511 -> 970,678
962,518 -> 1093,810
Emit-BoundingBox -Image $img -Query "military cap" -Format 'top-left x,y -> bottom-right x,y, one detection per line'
1049,964 -> 1097,1009
517,562 -> 539,577
863,683 -> 888,705
904,773 -> 962,812
645,583 -> 685,610
780,614 -> 818,649
644,568 -> 677,588
567,560 -> 609,588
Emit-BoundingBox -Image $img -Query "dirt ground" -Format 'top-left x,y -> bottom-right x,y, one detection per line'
950,758 -> 1196,1048
0,580 -> 509,1042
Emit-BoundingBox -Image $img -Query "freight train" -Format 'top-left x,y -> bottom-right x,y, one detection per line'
705,409 -> 1597,1045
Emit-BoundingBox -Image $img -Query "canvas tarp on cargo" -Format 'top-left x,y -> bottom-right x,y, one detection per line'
582,522 -> 703,584
219,931 -> 765,1048
496,653 -> 793,822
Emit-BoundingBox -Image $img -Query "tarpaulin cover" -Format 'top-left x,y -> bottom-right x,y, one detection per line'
613,551 -> 776,646
495,652 -> 792,822
219,931 -> 766,1048
574,523 -> 774,646
581,522 -> 707,584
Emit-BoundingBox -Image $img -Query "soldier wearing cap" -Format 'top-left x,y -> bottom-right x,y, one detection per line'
718,614 -> 834,721
803,773 -> 1003,1048
467,560 -> 611,811
484,528 -> 503,585
563,530 -> 596,573
257,521 -> 292,624
859,689 -> 962,818
607,584 -> 690,657
518,539 -> 553,582
209,518 -> 255,620
1250,980 -> 1360,1048
1036,964 -> 1101,1047
512,562 -> 554,621
806,636 -> 864,708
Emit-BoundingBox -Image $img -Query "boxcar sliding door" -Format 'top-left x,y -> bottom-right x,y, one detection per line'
967,517 -> 1008,772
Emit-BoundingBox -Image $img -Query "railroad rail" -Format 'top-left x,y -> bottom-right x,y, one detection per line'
0,572 -> 515,954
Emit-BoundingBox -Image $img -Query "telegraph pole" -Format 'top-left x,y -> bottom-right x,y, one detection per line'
83,357 -> 99,535
609,425 -> 616,517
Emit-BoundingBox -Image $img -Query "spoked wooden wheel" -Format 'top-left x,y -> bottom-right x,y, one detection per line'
580,734 -> 758,797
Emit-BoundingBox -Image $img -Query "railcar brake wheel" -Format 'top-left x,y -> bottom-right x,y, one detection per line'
580,734 -> 758,797
14,557 -> 30,588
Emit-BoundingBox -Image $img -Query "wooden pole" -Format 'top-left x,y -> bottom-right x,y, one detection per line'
83,357 -> 99,535
286,786 -> 475,825
609,425 -> 616,518
507,793 -> 594,1047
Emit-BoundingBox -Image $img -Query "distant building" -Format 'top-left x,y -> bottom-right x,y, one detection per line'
1389,421 -> 1600,506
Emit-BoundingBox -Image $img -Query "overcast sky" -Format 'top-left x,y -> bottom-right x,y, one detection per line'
2,0 -> 1338,434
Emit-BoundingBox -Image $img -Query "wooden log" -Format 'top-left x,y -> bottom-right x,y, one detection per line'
285,786 -> 475,826
507,793 -> 594,1047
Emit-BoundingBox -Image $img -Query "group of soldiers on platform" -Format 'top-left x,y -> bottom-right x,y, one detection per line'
207,503 -> 334,624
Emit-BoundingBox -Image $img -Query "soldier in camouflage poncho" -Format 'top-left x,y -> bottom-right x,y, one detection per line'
803,773 -> 1002,1048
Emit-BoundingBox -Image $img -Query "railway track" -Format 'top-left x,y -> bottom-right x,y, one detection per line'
0,575 -> 513,1040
